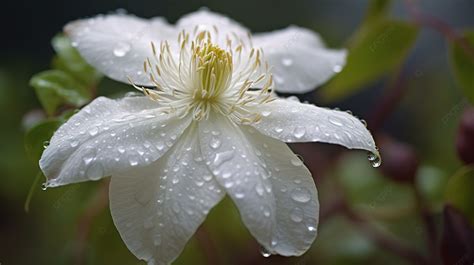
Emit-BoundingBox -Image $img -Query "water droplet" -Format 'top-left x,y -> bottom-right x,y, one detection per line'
274,127 -> 283,133
213,150 -> 234,167
134,187 -> 153,206
261,110 -> 271,117
113,41 -> 131,57
291,187 -> 311,203
333,64 -> 342,73
88,127 -> 99,136
255,184 -> 264,196
203,175 -> 213,182
222,172 -> 232,179
262,206 -> 271,217
290,207 -> 304,222
260,246 -> 272,258
282,58 -> 293,66
235,192 -> 245,199
271,240 -> 278,247
86,163 -> 104,180
117,146 -> 125,154
43,140 -> 50,149
293,126 -> 306,139
328,116 -> 344,127
209,137 -> 221,149
83,155 -> 94,165
290,157 -> 303,167
367,151 -> 382,168
129,159 -> 139,166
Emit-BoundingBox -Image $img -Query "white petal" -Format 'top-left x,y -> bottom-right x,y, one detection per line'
65,14 -> 176,86
176,8 -> 250,42
40,96 -> 191,187
110,125 -> 224,265
251,98 -> 378,156
253,26 -> 346,93
199,116 -> 319,256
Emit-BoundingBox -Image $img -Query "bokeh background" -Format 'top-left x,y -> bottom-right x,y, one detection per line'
1,0 -> 474,264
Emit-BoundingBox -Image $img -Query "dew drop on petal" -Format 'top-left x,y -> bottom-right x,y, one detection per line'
291,187 -> 311,203
367,151 -> 382,168
43,140 -> 50,149
113,41 -> 131,57
293,126 -> 306,139
213,150 -> 235,167
86,163 -> 104,181
88,127 -> 99,136
290,207 -> 304,223
209,137 -> 221,149
290,156 -> 303,167
260,246 -> 272,258
328,116 -> 344,127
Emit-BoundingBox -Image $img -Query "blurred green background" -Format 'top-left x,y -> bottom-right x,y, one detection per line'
1,0 -> 474,264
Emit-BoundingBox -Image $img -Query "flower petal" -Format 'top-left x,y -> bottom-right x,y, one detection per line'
199,116 -> 319,256
253,26 -> 346,93
251,97 -> 378,157
176,8 -> 250,40
110,125 -> 224,265
65,14 -> 176,86
40,96 -> 191,187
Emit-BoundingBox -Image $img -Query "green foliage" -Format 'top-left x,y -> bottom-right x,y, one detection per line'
445,166 -> 474,225
365,0 -> 392,23
321,20 -> 418,102
449,31 -> 474,103
30,70 -> 92,115
29,34 -> 101,115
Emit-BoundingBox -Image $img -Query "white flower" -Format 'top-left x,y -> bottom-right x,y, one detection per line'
40,9 -> 379,265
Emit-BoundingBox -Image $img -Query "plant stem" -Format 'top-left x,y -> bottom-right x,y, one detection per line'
404,0 -> 474,60
24,171 -> 43,213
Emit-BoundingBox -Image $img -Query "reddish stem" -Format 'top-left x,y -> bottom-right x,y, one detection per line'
405,0 -> 474,60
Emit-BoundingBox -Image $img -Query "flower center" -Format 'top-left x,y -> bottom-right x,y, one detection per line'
193,42 -> 233,102
132,29 -> 275,123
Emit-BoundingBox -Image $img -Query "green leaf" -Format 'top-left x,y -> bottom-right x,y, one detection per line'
51,34 -> 102,87
445,165 -> 474,225
365,0 -> 392,23
30,70 -> 92,115
449,31 -> 474,104
24,119 -> 63,162
321,20 -> 418,102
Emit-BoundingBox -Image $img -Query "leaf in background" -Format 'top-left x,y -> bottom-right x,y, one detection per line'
321,20 -> 418,102
24,119 -> 62,162
440,205 -> 474,265
365,0 -> 391,24
449,31 -> 474,104
445,166 -> 474,225
30,70 -> 91,115
51,34 -> 102,87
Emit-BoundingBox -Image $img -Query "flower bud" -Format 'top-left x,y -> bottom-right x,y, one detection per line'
379,136 -> 419,183
456,107 -> 474,165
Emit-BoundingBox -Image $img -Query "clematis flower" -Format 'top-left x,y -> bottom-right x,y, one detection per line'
40,9 -> 380,265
